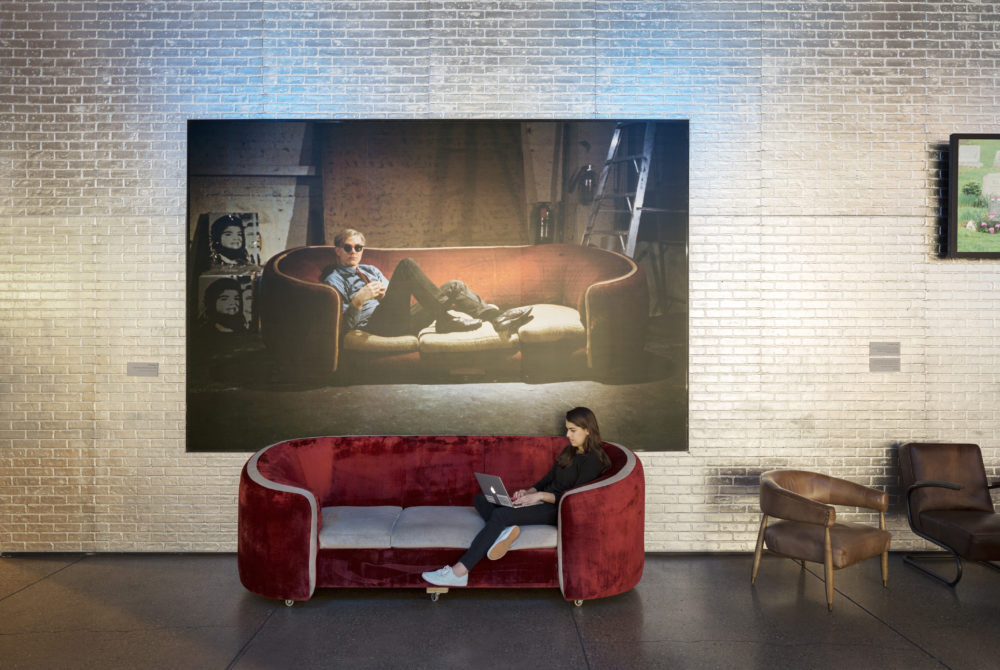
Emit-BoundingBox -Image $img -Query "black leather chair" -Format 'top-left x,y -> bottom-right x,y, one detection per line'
898,442 -> 1000,585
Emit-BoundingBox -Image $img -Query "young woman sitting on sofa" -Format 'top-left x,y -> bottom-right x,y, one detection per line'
422,406 -> 611,587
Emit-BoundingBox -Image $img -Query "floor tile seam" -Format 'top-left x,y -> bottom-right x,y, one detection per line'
0,554 -> 87,604
580,637 -> 947,652
0,623 -> 260,636
225,605 -> 277,670
570,604 -> 593,670
800,563 -> 953,670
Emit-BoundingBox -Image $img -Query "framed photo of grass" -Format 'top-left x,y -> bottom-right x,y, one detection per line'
947,134 -> 1000,258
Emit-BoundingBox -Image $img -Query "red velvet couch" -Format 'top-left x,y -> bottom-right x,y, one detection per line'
238,435 -> 645,605
259,244 -> 648,382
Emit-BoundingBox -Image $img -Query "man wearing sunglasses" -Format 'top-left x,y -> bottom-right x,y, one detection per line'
323,228 -> 531,336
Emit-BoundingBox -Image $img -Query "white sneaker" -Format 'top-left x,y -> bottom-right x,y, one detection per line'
421,566 -> 468,587
487,525 -> 521,560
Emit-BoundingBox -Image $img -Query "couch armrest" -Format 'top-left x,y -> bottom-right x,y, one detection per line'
583,260 -> 648,375
557,443 -> 645,602
260,251 -> 343,373
237,450 -> 318,602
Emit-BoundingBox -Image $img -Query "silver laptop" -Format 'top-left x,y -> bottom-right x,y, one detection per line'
475,473 -> 542,507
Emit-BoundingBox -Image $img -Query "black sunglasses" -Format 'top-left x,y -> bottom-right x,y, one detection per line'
341,244 -> 364,252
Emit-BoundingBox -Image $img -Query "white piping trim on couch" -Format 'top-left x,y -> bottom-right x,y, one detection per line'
556,441 -> 638,597
246,442 -> 319,598
582,251 -> 640,368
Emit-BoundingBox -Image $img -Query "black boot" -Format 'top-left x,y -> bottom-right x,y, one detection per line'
440,280 -> 498,320
492,306 -> 533,331
436,310 -> 482,333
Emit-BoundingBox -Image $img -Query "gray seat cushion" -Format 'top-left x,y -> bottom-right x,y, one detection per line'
390,505 -> 557,550
511,523 -> 559,550
319,506 -> 402,549
391,506 -> 484,548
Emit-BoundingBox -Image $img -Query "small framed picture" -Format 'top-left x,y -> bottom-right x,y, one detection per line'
947,134 -> 1000,258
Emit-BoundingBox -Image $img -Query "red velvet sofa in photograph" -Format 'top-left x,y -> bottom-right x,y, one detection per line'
259,243 -> 648,382
237,435 -> 645,605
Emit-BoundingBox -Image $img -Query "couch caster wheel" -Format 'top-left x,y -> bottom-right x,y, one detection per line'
284,599 -> 294,607
427,586 -> 448,602
574,600 -> 583,607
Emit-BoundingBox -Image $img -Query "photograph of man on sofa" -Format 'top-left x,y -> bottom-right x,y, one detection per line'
186,119 -> 688,453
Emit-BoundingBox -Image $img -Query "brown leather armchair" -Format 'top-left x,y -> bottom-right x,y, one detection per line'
751,470 -> 891,610
898,442 -> 1000,586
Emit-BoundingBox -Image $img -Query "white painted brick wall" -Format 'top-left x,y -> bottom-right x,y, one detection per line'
2,1 -> 999,553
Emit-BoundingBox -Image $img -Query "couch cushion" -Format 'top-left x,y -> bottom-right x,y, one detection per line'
390,505 -> 557,550
513,523 -> 559,550
417,322 -> 519,354
516,304 -> 585,344
342,330 -> 419,354
391,506 -> 484,548
319,506 -> 403,549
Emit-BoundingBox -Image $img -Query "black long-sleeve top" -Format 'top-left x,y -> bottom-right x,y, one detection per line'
531,448 -> 606,504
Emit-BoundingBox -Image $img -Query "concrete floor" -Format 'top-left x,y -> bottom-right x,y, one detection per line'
1,552 -> 997,669
187,312 -> 688,454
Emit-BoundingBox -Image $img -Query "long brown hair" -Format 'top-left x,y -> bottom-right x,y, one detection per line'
557,406 -> 611,470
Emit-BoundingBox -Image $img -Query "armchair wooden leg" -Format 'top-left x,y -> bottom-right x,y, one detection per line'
879,511 -> 888,587
751,515 -> 768,584
824,527 -> 834,611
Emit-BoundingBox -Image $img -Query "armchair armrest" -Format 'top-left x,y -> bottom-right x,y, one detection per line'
237,452 -> 319,602
760,472 -> 887,525
557,444 -> 644,602
760,479 -> 836,526
907,479 -> 963,495
826,477 -> 889,512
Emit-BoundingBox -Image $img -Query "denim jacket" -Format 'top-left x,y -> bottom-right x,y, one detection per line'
323,263 -> 388,331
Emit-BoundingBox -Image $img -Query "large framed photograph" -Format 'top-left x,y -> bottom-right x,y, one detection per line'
947,134 -> 1000,258
186,119 -> 689,452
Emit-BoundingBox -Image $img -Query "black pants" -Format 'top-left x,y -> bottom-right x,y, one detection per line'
365,258 -> 490,337
458,493 -> 558,570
